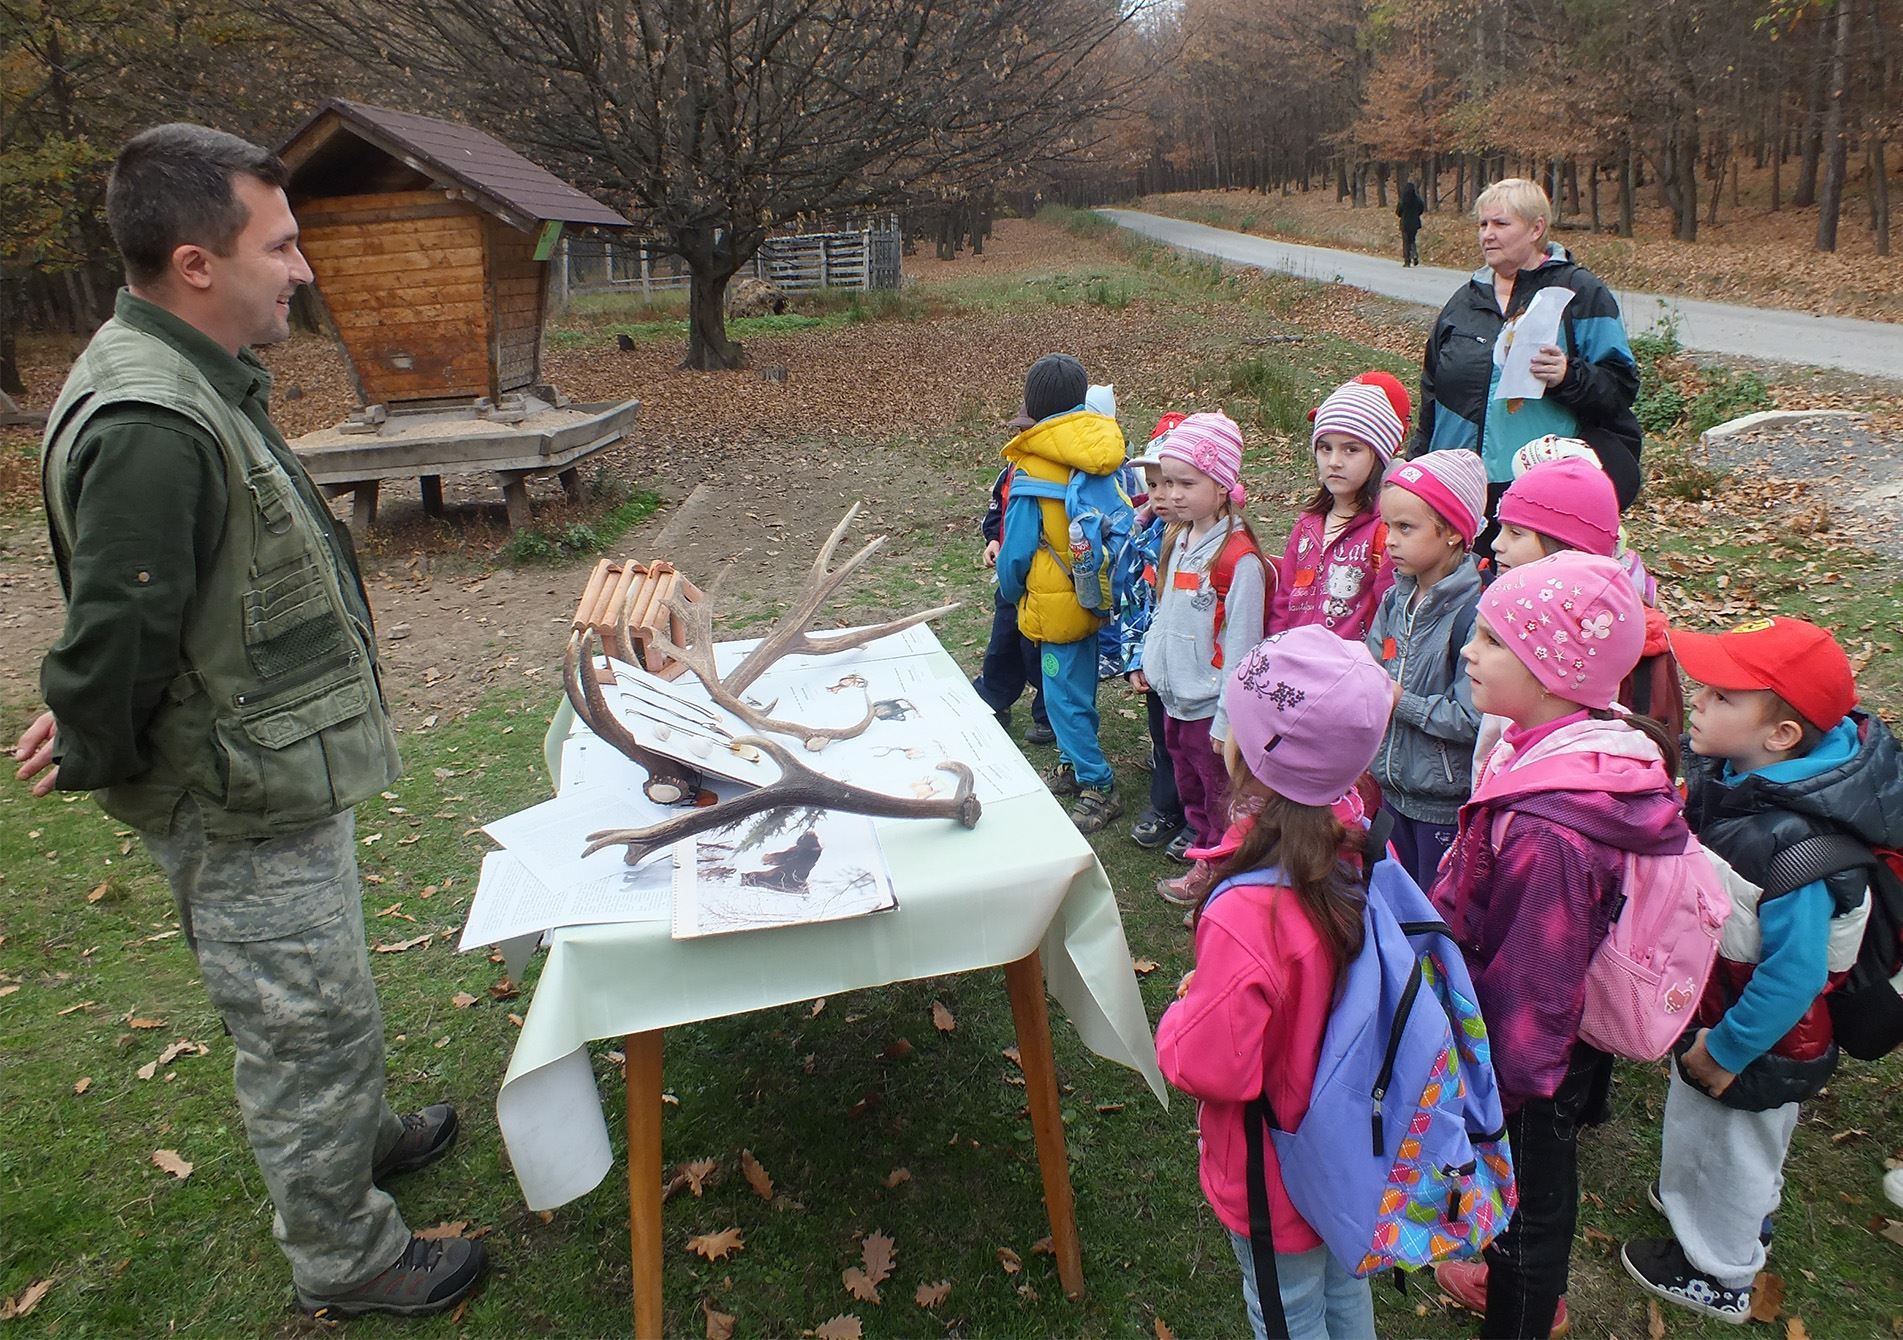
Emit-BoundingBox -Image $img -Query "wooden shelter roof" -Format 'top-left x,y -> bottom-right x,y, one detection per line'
281,98 -> 632,232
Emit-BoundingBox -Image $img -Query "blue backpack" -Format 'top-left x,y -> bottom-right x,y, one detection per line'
1009,464 -> 1134,618
1205,814 -> 1516,1338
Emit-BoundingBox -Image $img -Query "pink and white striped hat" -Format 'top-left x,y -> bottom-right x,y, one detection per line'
1311,380 -> 1406,464
1384,449 -> 1487,545
1158,410 -> 1247,505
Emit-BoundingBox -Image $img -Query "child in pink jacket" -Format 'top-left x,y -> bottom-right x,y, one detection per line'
1156,625 -> 1398,1340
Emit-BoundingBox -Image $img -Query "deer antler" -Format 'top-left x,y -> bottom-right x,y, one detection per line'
563,627 -> 705,805
584,733 -> 981,866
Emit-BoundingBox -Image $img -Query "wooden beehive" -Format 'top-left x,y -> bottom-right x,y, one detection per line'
572,559 -> 705,684
280,99 -> 632,411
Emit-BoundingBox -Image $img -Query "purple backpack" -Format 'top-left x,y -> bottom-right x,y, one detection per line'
1210,815 -> 1516,1337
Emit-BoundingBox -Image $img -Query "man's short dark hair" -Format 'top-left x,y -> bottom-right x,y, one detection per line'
107,124 -> 290,286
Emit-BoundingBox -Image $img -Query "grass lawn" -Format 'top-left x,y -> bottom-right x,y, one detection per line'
2,215 -> 1900,1338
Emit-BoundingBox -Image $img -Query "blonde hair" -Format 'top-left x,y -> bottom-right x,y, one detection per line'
1474,178 -> 1552,232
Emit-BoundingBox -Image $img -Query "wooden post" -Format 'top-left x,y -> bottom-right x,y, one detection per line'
500,476 -> 534,530
1003,950 -> 1084,1300
818,236 -> 830,290
625,1031 -> 666,1340
559,466 -> 584,504
421,474 -> 445,518
350,479 -> 379,531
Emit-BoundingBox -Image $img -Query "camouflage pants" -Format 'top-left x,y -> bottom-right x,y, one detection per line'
142,800 -> 412,1293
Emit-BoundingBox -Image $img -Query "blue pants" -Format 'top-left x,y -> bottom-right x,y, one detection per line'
1229,1231 -> 1376,1340
1382,804 -> 1458,892
973,588 -> 1047,726
1040,637 -> 1111,789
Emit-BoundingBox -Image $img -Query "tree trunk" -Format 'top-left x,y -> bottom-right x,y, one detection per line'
1795,17 -> 1831,208
1620,147 -> 1636,237
1771,100 -> 1783,211
0,263 -> 23,397
1815,0 -> 1851,252
1870,137 -> 1891,257
1589,163 -> 1602,232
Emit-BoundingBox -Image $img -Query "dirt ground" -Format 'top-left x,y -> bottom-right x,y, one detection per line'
0,218 -> 1187,736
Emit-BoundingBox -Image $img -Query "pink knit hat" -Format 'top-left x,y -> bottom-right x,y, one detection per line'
1383,449 -> 1487,544
1159,410 -> 1247,506
1311,380 -> 1406,464
1478,551 -> 1645,710
1224,626 -> 1394,805
1497,458 -> 1619,557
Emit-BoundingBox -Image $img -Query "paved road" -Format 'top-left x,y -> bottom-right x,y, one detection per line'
1098,209 -> 1903,381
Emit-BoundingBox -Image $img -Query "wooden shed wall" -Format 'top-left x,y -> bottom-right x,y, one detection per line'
300,190 -> 492,406
484,216 -> 544,394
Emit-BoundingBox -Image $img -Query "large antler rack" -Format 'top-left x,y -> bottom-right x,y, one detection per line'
562,625 -> 706,805
585,733 -> 981,867
649,503 -> 960,750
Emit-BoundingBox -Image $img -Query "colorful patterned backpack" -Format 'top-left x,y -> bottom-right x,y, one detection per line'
1214,814 -> 1516,1337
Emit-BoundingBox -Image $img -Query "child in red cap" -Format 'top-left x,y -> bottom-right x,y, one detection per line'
1622,617 -> 1903,1324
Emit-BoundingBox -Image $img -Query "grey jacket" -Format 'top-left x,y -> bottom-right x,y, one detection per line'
1141,522 -> 1268,740
1365,559 -> 1483,824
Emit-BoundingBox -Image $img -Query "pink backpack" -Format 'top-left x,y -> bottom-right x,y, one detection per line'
1492,815 -> 1730,1061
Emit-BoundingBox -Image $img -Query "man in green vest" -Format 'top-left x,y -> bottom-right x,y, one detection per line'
11,124 -> 487,1319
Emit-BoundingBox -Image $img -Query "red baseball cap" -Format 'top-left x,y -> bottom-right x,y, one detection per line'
1669,616 -> 1858,731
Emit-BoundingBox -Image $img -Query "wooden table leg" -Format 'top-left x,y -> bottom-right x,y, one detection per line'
501,477 -> 534,530
420,474 -> 445,517
1004,949 -> 1085,1300
625,1030 -> 665,1339
351,479 -> 379,530
558,465 -> 584,503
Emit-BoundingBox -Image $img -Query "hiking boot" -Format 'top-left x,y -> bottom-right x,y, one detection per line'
1621,1237 -> 1751,1325
1069,783 -> 1123,834
1157,859 -> 1215,907
1164,830 -> 1194,863
1647,1180 -> 1773,1246
373,1104 -> 459,1185
1043,760 -> 1080,797
1433,1262 -> 1570,1337
297,1235 -> 488,1319
1129,810 -> 1185,850
1025,721 -> 1057,746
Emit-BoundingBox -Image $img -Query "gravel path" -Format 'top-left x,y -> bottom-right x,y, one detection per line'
1703,415 -> 1903,559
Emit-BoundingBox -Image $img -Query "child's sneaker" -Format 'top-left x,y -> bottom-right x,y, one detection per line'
1620,1237 -> 1751,1324
1042,760 -> 1080,796
1129,809 -> 1184,849
1156,860 -> 1214,906
1164,830 -> 1194,863
1432,1262 -> 1569,1337
1025,721 -> 1056,746
1069,783 -> 1122,834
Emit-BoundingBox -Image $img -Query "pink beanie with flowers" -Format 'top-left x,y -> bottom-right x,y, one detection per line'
1383,449 -> 1487,544
1478,551 -> 1644,710
1497,458 -> 1619,557
1159,410 -> 1247,506
1311,381 -> 1406,464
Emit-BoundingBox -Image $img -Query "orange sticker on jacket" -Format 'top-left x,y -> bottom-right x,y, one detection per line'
1173,571 -> 1202,591
1293,567 -> 1317,588
1382,637 -> 1397,661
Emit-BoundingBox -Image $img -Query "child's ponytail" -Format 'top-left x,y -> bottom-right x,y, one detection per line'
1589,708 -> 1681,782
1205,779 -> 1367,979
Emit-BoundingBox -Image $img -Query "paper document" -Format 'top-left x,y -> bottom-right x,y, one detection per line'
1492,286 -> 1574,402
459,849 -> 668,951
672,808 -> 897,938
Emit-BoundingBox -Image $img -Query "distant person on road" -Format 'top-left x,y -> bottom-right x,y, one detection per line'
12,123 -> 485,1320
1396,181 -> 1426,267
1409,178 -> 1643,554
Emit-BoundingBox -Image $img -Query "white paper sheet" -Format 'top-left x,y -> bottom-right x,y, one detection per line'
459,850 -> 668,952
671,808 -> 897,938
481,788 -> 680,893
1493,286 -> 1574,401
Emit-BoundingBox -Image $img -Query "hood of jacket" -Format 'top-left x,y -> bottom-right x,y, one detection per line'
1474,716 -> 1689,856
1003,409 -> 1127,478
1686,710 -> 1903,851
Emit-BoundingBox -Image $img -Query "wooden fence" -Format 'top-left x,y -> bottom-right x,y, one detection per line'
556,217 -> 901,303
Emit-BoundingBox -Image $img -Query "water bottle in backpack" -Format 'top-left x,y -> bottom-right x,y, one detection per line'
1068,515 -> 1100,606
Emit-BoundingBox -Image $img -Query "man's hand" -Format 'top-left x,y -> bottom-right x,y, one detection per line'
1530,344 -> 1569,388
13,710 -> 59,797
1679,1029 -> 1737,1097
982,539 -> 1001,567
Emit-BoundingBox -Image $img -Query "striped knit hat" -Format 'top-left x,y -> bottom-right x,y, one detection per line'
1384,449 -> 1488,544
1311,380 -> 1406,464
1158,411 -> 1247,506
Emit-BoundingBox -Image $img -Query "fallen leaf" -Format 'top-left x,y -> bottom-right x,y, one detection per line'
373,933 -> 431,954
417,1221 -> 470,1240
686,1227 -> 745,1261
1647,1296 -> 1666,1340
810,997 -> 827,1017
136,1060 -> 158,1081
842,1267 -> 881,1304
507,1013 -> 524,1028
1879,1220 -> 1903,1248
860,1231 -> 895,1285
1750,1271 -> 1786,1322
931,999 -> 955,1032
155,1039 -> 208,1066
914,1280 -> 951,1309
846,1091 -> 880,1119
1002,1045 -> 1021,1066
682,1158 -> 719,1196
362,831 -> 382,845
1786,1318 -> 1810,1340
996,1246 -> 1022,1274
1133,957 -> 1160,975
1031,1236 -> 1055,1255
0,1279 -> 52,1321
128,1016 -> 165,1029
451,991 -> 479,1009
490,977 -> 520,1000
1156,1318 -> 1178,1340
151,1148 -> 193,1179
1582,1225 -> 1616,1248
73,1076 -> 92,1095
0,983 -> 19,998
883,1167 -> 911,1188
812,1316 -> 861,1340
56,1000 -> 95,1016
740,1149 -> 774,1201
87,881 -> 110,903
448,1297 -> 470,1324
882,1038 -> 913,1059
1095,1103 -> 1126,1114
703,1298 -> 736,1340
